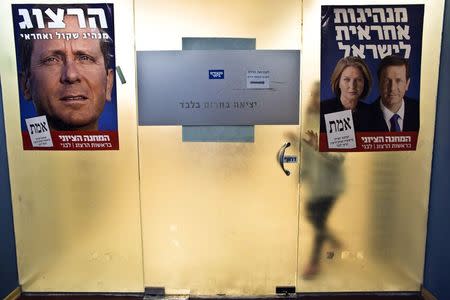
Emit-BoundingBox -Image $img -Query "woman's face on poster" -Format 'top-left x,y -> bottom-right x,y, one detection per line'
338,66 -> 364,108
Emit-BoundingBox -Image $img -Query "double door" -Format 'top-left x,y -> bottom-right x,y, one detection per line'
135,0 -> 302,295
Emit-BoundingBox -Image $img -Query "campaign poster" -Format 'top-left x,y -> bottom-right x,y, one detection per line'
320,5 -> 424,152
12,3 -> 118,150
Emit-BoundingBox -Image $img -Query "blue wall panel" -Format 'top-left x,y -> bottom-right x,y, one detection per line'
423,1 -> 450,299
0,80 -> 19,298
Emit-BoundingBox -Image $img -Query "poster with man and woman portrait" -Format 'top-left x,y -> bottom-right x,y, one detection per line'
12,3 -> 118,150
320,5 -> 424,152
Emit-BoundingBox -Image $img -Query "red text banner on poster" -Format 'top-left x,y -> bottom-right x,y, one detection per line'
320,132 -> 418,152
22,131 -> 119,151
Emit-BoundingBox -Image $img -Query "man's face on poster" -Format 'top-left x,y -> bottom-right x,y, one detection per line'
22,15 -> 114,131
379,65 -> 410,112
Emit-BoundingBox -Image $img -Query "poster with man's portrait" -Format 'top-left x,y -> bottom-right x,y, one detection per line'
320,5 -> 424,152
12,3 -> 118,150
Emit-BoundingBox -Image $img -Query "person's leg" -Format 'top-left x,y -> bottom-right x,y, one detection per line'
303,198 -> 333,277
319,197 -> 342,248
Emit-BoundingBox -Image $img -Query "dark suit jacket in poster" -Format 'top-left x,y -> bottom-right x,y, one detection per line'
365,97 -> 420,132
320,97 -> 371,132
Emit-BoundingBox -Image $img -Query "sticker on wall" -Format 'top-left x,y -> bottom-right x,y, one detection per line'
11,3 -> 119,150
320,5 -> 424,152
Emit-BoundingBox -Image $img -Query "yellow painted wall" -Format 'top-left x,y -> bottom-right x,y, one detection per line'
0,0 -> 143,292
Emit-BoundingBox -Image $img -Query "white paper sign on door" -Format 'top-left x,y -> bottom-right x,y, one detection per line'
246,70 -> 270,89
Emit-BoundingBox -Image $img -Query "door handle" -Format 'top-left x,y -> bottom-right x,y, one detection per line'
278,142 -> 291,176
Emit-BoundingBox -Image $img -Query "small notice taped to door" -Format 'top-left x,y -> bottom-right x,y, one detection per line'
247,70 -> 270,89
